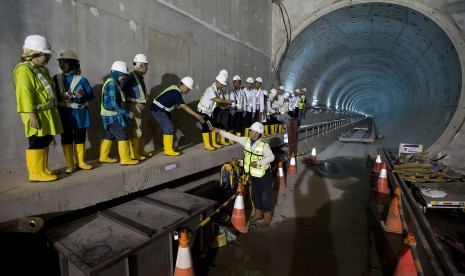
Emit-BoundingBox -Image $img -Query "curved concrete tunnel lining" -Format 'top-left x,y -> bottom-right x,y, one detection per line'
278,1 -> 463,152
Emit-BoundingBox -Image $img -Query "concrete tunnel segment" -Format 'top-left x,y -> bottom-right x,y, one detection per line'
276,1 -> 465,155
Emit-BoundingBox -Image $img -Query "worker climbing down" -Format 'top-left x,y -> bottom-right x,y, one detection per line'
122,54 -> 152,161
212,122 -> 275,226
14,35 -> 64,182
99,61 -> 138,166
53,50 -> 94,173
197,74 -> 233,150
150,77 -> 205,156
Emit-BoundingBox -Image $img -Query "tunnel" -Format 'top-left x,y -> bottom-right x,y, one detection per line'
278,2 -> 464,153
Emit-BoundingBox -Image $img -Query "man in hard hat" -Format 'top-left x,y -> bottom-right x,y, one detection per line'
230,75 -> 245,140
53,50 -> 94,173
253,77 -> 265,126
151,77 -> 205,156
296,88 -> 307,127
122,54 -> 152,161
267,89 -> 278,135
214,69 -> 232,146
197,74 -> 233,150
276,86 -> 286,133
211,122 -> 275,226
242,77 -> 255,136
99,61 -> 138,166
14,35 -> 63,182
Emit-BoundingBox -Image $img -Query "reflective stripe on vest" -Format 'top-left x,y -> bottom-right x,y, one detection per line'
57,74 -> 85,109
153,85 -> 179,112
243,138 -> 266,177
127,72 -> 147,103
22,63 -> 56,111
101,78 -> 126,116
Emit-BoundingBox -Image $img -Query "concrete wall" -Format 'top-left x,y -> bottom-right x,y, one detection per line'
0,0 -> 272,174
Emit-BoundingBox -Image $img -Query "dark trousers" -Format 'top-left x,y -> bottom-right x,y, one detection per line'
198,111 -> 219,133
250,169 -> 273,212
28,135 -> 54,149
243,111 -> 253,129
105,123 -> 128,141
61,128 -> 87,145
232,112 -> 244,133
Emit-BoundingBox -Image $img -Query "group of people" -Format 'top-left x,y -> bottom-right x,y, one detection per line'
14,34 -> 307,187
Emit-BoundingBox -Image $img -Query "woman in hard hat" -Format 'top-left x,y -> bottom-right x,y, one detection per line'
197,74 -> 233,150
150,76 -> 205,156
53,50 -> 94,173
14,35 -> 63,182
242,77 -> 256,137
212,122 -> 275,226
121,54 -> 152,161
99,61 -> 138,166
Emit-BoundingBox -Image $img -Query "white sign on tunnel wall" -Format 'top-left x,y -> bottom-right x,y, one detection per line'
398,143 -> 423,156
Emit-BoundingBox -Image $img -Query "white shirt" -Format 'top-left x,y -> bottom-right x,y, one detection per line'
243,88 -> 256,112
197,84 -> 218,116
231,87 -> 245,111
253,88 -> 265,112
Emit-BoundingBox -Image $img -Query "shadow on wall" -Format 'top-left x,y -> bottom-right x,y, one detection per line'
86,73 -> 202,160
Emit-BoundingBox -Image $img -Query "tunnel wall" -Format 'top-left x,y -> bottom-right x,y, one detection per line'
272,0 -> 465,171
0,0 -> 272,174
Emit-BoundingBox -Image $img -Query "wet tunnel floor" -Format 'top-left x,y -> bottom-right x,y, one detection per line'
200,155 -> 394,276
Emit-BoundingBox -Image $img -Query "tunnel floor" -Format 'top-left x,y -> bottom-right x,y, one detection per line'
198,140 -> 387,275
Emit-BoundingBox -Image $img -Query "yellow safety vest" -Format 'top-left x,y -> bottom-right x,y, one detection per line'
153,85 -> 180,112
127,72 -> 147,103
21,62 -> 57,111
298,95 -> 306,109
101,78 -> 126,116
244,138 -> 266,177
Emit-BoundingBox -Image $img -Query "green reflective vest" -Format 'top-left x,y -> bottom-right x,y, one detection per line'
244,138 -> 266,177
298,95 -> 306,109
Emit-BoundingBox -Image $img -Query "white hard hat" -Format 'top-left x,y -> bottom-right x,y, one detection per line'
181,76 -> 194,90
57,49 -> 79,61
283,93 -> 289,99
278,85 -> 284,90
216,74 -> 227,85
302,88 -> 307,91
270,88 -> 277,96
233,75 -> 241,81
262,90 -> 268,96
250,122 -> 264,134
134,54 -> 148,64
295,89 -> 300,93
111,61 -> 129,74
288,89 -> 294,94
23,35 -> 52,54
255,77 -> 262,83
219,69 -> 228,79
246,77 -> 254,83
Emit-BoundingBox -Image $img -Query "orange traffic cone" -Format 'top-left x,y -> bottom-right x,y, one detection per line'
310,145 -> 317,165
288,154 -> 297,176
393,234 -> 418,276
380,187 -> 403,234
174,229 -> 195,276
374,163 -> 390,194
373,151 -> 382,173
276,161 -> 286,191
231,184 -> 248,233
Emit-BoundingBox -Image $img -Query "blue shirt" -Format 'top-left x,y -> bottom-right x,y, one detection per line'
154,86 -> 185,111
101,77 -> 131,130
121,71 -> 146,100
53,72 -> 94,129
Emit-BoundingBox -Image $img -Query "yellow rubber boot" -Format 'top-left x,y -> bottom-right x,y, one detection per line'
75,143 -> 93,170
163,134 -> 180,156
130,138 -> 146,161
210,132 -> 222,148
279,124 -> 284,133
220,134 -> 229,146
26,149 -> 58,182
236,132 -> 242,137
244,128 -> 250,137
202,132 -> 216,151
270,125 -> 276,135
228,130 -> 235,145
62,144 -> 76,173
263,125 -> 269,137
99,139 -> 117,163
118,140 -> 139,165
44,147 -> 60,175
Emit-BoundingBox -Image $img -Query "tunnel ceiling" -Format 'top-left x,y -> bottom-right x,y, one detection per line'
279,2 -> 462,149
